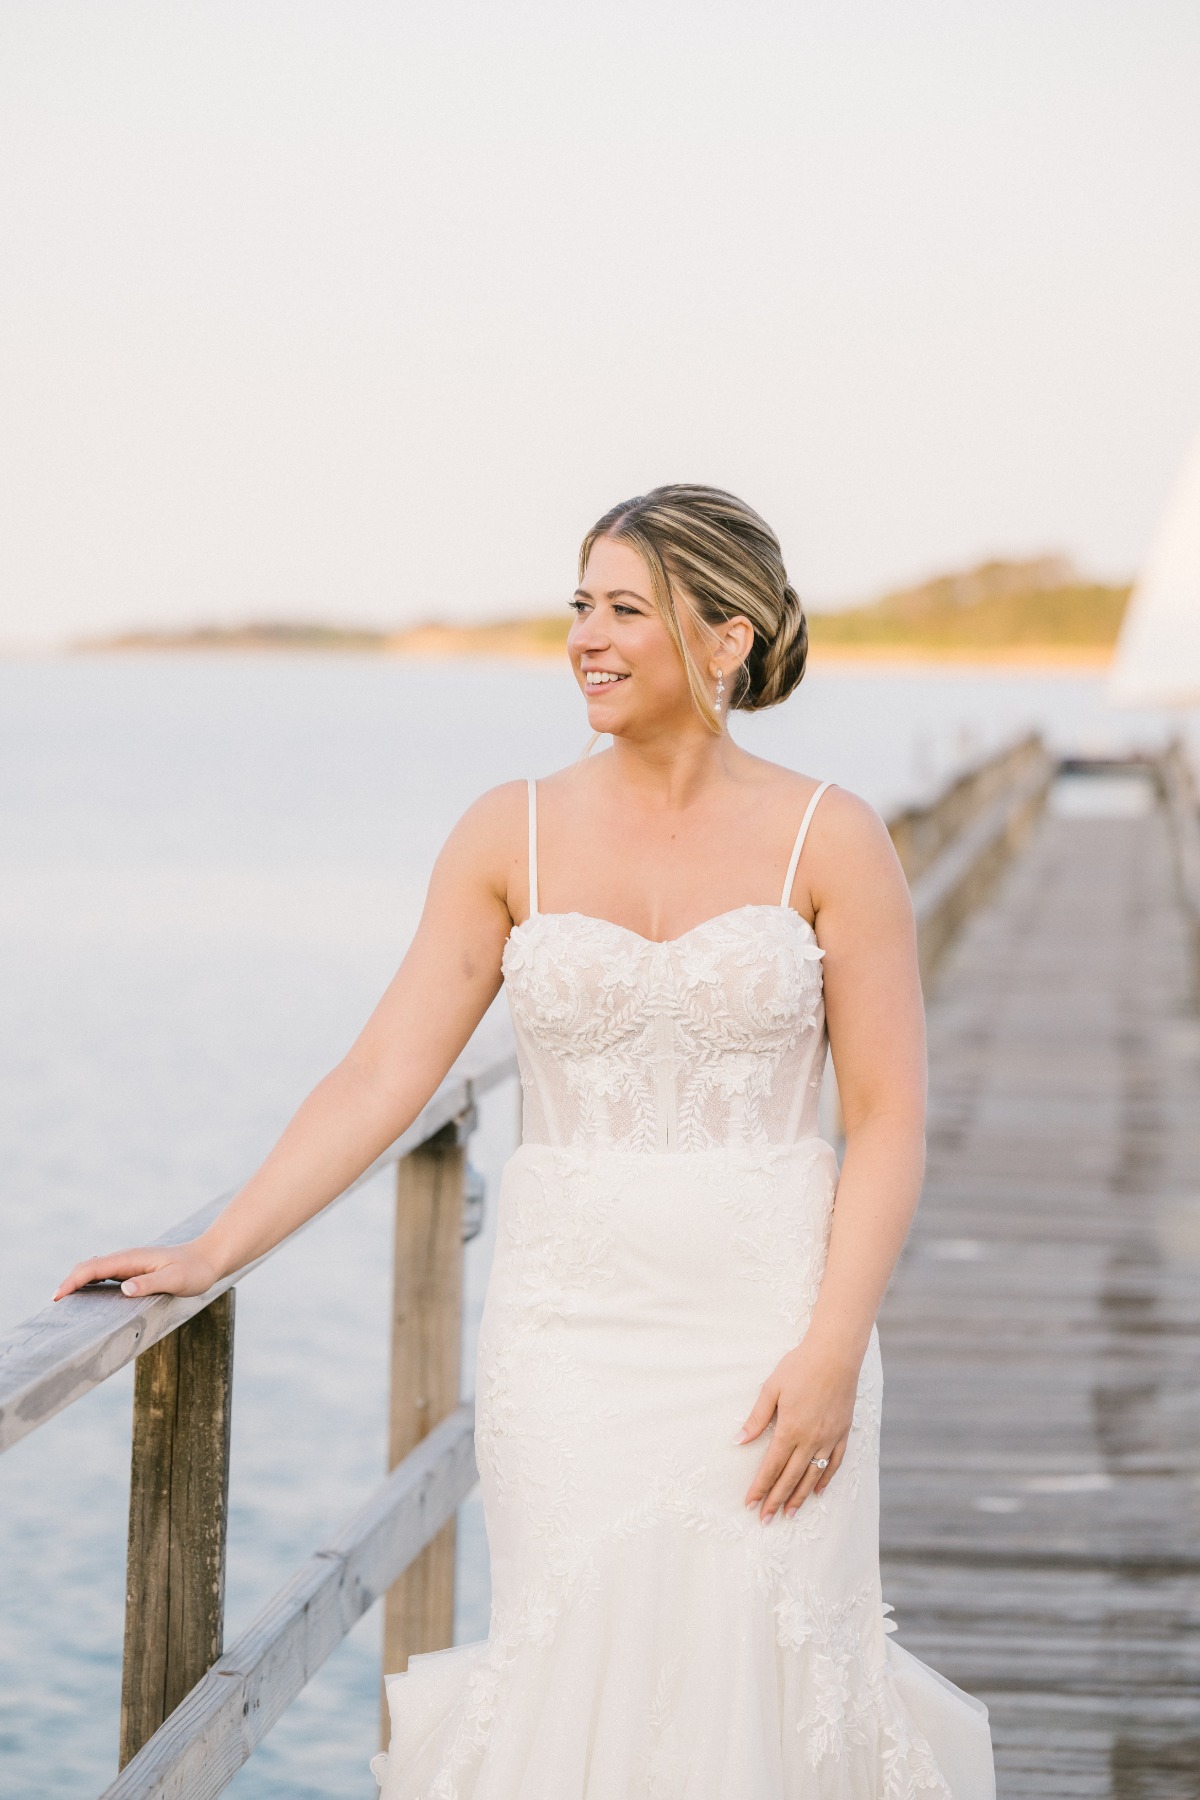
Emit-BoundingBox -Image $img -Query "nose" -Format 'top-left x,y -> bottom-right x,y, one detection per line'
569,609 -> 610,655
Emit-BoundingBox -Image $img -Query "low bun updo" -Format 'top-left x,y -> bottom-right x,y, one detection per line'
578,484 -> 808,731
742,580 -> 808,714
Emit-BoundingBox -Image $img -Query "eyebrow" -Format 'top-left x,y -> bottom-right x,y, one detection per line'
573,587 -> 651,604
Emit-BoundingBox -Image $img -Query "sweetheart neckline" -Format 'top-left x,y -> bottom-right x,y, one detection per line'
506,903 -> 820,953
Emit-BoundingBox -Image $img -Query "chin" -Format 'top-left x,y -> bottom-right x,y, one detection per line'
583,691 -> 624,716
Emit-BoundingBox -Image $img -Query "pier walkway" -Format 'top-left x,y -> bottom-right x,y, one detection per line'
879,770 -> 1200,1797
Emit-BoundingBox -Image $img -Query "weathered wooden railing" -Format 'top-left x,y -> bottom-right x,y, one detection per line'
0,734 -> 1059,1799
891,730 -> 1054,978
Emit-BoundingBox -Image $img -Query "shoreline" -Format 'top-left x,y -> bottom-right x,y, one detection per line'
49,641 -> 1117,674
806,643 -> 1114,672
40,557 -> 1133,672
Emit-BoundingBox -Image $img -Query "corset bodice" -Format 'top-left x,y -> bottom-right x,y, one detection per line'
501,903 -> 828,1153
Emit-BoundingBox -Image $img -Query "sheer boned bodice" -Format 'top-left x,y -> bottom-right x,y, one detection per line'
502,906 -> 828,1153
500,780 -> 833,1155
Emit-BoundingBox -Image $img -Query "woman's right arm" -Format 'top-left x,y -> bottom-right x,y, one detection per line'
53,783 -> 526,1302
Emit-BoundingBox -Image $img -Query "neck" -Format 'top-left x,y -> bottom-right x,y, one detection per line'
605,718 -> 742,810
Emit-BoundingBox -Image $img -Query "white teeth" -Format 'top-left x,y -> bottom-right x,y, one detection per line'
585,671 -> 627,685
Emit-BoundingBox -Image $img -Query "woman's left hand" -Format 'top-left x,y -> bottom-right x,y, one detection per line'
737,1338 -> 862,1522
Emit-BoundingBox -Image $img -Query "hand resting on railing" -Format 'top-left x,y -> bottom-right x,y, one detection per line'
53,1238 -> 223,1300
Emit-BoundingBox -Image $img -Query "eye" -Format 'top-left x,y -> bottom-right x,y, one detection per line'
612,603 -> 641,617
568,598 -> 590,614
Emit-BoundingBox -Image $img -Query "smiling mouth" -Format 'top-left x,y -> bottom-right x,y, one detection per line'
584,671 -> 630,689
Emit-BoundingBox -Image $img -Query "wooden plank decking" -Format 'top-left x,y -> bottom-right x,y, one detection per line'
879,774 -> 1200,1797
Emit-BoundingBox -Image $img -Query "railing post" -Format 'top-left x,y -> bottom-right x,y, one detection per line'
118,1289 -> 235,1768
381,1119 -> 467,1740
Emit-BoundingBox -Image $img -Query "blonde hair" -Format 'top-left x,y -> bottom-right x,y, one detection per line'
578,484 -> 808,733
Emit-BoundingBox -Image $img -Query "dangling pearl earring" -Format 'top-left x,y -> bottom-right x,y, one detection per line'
715,669 -> 725,716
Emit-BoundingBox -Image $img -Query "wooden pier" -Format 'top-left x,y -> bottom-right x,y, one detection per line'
880,753 -> 1200,1796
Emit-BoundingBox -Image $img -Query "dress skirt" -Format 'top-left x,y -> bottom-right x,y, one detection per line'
372,1139 -> 994,1799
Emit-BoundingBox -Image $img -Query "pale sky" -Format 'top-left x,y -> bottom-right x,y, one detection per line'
2,1 -> 1199,646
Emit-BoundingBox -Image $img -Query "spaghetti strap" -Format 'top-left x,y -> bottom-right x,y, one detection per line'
780,780 -> 833,908
526,778 -> 539,917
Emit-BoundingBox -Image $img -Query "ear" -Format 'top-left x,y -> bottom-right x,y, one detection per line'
709,615 -> 754,675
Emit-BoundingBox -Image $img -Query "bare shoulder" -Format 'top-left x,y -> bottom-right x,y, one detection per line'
801,782 -> 907,914
807,781 -> 893,853
746,757 -> 890,848
430,779 -> 529,903
746,765 -> 903,915
451,778 -> 529,842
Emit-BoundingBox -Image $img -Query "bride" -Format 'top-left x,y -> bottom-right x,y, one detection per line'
56,486 -> 995,1797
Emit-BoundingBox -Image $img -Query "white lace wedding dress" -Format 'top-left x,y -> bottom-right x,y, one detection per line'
374,780 -> 995,1799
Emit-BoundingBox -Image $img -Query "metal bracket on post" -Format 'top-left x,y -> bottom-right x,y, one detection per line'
452,1101 -> 478,1145
462,1162 -> 486,1243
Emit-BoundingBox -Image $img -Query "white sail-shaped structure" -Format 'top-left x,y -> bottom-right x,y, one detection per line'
1110,427 -> 1200,706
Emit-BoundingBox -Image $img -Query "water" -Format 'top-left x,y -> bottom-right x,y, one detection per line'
0,653 -> 1182,1797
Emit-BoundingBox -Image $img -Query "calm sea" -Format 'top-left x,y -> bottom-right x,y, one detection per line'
0,654 -> 1182,1798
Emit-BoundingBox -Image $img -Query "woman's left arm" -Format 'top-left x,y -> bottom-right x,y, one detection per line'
741,790 -> 926,1521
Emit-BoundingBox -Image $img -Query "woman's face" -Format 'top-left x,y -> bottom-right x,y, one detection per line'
568,535 -> 712,739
